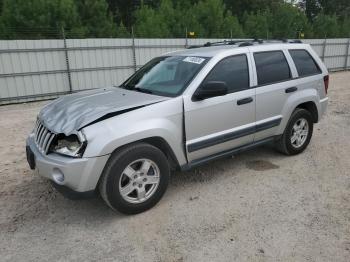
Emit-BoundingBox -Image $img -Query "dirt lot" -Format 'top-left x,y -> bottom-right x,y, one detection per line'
0,71 -> 349,262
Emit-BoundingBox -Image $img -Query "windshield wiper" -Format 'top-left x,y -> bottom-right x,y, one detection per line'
118,84 -> 153,94
120,83 -> 134,89
133,87 -> 154,94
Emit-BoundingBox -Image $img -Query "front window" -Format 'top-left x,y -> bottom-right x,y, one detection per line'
120,56 -> 209,97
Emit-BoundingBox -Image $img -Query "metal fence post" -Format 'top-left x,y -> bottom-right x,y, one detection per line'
131,27 -> 137,73
185,27 -> 188,48
322,38 -> 327,62
61,27 -> 73,93
344,38 -> 350,70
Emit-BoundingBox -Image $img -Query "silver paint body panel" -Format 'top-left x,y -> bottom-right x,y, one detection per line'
38,87 -> 169,135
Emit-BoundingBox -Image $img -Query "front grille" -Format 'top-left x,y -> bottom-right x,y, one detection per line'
34,120 -> 56,154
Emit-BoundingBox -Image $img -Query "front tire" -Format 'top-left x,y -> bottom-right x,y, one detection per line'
99,143 -> 170,214
276,108 -> 313,155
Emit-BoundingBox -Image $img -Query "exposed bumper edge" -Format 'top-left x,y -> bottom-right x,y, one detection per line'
50,181 -> 96,200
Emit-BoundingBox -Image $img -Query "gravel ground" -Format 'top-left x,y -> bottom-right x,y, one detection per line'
0,71 -> 349,262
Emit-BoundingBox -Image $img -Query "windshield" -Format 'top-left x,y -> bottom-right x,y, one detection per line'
120,56 -> 209,97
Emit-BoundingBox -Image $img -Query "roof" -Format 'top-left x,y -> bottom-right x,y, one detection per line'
168,40 -> 308,57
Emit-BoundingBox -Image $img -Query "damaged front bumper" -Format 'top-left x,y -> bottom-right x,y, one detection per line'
26,133 -> 110,197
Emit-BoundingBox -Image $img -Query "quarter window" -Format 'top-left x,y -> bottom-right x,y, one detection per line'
254,51 -> 291,85
289,49 -> 321,77
203,55 -> 250,93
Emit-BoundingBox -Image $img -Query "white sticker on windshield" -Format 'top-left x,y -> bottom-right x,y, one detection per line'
183,56 -> 205,64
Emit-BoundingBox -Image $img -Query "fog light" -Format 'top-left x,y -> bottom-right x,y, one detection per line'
52,168 -> 65,184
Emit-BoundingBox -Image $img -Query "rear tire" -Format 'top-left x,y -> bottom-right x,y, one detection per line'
276,108 -> 313,155
99,143 -> 170,214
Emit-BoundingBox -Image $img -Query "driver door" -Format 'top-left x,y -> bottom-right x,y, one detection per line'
184,54 -> 256,162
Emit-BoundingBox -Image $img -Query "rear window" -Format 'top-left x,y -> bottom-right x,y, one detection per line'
289,50 -> 321,77
254,51 -> 291,86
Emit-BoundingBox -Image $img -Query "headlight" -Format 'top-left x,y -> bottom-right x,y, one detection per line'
50,132 -> 86,158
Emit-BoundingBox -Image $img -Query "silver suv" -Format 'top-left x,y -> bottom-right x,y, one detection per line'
26,40 -> 329,214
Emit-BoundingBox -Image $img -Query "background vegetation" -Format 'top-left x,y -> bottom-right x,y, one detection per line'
0,0 -> 349,39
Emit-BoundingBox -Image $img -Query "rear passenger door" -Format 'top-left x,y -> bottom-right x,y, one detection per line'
252,50 -> 295,141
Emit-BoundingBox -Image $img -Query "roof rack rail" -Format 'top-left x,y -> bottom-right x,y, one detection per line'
276,39 -> 303,43
187,39 -> 260,49
238,39 -> 264,47
187,39 -> 242,49
186,39 -> 302,49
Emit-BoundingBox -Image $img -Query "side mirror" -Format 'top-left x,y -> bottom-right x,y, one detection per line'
193,81 -> 228,101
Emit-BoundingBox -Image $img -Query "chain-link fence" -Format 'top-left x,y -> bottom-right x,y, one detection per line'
0,28 -> 349,105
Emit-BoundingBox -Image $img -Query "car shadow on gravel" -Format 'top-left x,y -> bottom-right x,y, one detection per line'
170,144 -> 282,186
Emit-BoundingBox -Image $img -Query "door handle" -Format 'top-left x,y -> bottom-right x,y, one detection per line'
237,97 -> 253,105
285,87 -> 298,93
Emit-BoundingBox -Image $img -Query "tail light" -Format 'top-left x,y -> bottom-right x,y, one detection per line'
323,75 -> 329,94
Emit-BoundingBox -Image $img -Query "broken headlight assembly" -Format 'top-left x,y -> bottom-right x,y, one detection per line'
50,132 -> 87,158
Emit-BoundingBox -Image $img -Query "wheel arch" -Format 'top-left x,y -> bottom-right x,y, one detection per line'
105,136 -> 180,171
296,101 -> 318,123
278,89 -> 320,135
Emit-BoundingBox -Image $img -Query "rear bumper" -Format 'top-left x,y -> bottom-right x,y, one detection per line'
320,97 -> 328,118
26,134 -> 110,193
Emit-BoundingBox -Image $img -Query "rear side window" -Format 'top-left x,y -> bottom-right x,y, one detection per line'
289,49 -> 321,77
204,54 -> 249,93
254,51 -> 291,85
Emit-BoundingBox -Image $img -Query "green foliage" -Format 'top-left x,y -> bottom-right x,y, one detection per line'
312,12 -> 339,38
116,22 -> 130,37
134,1 -> 171,37
192,0 -> 227,37
223,12 -> 244,38
339,17 -> 350,37
191,0 -> 242,38
75,0 -> 117,38
0,0 -> 349,39
243,10 -> 271,39
270,3 -> 310,38
224,0 -> 281,20
0,0 -> 84,38
133,0 -> 243,38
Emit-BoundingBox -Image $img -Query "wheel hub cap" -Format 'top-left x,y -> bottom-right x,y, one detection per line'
119,159 -> 160,204
291,118 -> 309,148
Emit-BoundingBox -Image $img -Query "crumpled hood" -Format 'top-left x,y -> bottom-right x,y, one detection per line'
38,87 -> 169,135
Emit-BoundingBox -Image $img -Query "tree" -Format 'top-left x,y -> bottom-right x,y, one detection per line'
224,0 -> 282,20
75,0 -> 117,38
133,2 -> 170,37
0,0 -> 84,39
300,0 -> 350,21
339,16 -> 350,37
305,0 -> 321,21
192,0 -> 242,38
318,0 -> 350,19
243,11 -> 271,39
107,0 -> 159,28
172,1 -> 203,38
223,11 -> 244,38
312,12 -> 339,38
270,3 -> 310,38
